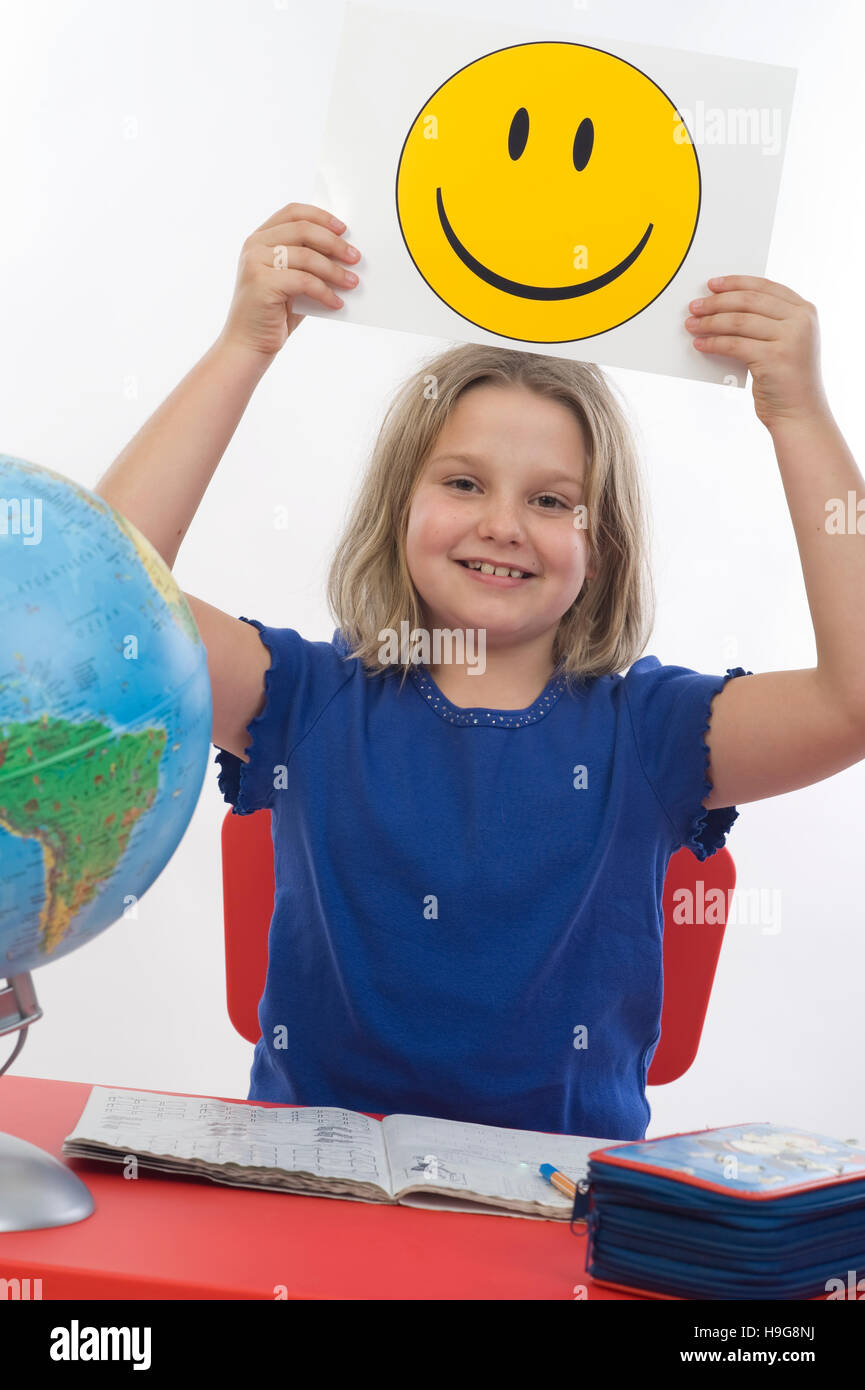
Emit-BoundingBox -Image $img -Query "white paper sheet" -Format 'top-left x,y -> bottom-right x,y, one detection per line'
383,1111 -> 609,1208
64,1087 -> 392,1189
63,1087 -> 612,1217
294,1 -> 797,386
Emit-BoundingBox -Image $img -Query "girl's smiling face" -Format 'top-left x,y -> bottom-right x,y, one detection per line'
405,383 -> 595,651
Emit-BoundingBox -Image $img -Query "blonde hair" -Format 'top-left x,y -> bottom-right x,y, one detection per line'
325,342 -> 655,692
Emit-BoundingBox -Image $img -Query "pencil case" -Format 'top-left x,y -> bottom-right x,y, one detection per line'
571,1121 -> 865,1299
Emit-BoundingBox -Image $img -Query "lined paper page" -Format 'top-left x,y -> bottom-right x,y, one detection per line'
63,1087 -> 392,1190
383,1112 -> 610,1208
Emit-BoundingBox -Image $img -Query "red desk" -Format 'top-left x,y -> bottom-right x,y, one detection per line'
0,1075 -> 628,1300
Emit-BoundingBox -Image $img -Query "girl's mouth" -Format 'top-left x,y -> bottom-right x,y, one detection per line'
455,559 -> 535,588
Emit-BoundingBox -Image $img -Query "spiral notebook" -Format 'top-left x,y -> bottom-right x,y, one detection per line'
573,1122 -> 865,1299
62,1085 -> 610,1221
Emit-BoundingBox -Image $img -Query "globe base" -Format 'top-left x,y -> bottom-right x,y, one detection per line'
0,1131 -> 94,1232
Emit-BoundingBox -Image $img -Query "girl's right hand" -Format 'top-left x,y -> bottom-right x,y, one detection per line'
217,202 -> 361,358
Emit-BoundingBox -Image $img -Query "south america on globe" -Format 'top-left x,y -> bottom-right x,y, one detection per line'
0,455 -> 212,975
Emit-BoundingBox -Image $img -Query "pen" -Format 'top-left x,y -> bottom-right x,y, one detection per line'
539,1163 -> 576,1199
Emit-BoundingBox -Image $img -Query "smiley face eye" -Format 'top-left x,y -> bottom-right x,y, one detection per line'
573,117 -> 594,172
508,106 -> 529,160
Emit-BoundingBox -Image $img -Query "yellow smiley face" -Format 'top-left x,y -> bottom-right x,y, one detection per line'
396,43 -> 701,342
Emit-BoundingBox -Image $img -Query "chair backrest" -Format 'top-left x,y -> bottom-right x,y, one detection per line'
222,809 -> 734,1086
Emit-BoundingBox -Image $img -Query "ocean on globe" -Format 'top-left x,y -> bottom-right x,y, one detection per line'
0,454 -> 212,976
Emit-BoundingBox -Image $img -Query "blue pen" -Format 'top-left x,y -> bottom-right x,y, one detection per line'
539,1162 -> 577,1200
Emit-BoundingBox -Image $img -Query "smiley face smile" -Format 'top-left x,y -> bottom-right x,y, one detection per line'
436,187 -> 653,300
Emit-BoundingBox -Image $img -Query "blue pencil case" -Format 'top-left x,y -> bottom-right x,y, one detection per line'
571,1122 -> 865,1300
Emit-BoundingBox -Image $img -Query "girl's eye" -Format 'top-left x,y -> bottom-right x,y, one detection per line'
446,479 -> 568,509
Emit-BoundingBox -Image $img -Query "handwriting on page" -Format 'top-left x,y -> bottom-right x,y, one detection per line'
384,1113 -> 606,1202
95,1092 -> 386,1182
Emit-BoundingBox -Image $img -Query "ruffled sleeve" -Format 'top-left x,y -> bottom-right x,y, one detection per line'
623,655 -> 754,861
213,618 -> 350,816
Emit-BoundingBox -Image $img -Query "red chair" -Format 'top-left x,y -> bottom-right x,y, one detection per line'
221,809 -> 735,1087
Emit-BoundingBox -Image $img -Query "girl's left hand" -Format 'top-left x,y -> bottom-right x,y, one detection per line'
685,275 -> 830,430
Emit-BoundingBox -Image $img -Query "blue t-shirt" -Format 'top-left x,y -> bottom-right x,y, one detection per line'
214,618 -> 752,1139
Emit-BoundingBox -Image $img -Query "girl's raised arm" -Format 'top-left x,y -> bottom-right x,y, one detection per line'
93,201 -> 360,569
92,201 -> 361,756
683,275 -> 865,809
180,595 -> 271,763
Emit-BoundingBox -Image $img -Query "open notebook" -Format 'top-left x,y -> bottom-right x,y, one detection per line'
62,1086 -> 610,1220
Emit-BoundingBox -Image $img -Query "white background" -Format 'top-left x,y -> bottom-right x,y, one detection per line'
1,0 -> 863,1144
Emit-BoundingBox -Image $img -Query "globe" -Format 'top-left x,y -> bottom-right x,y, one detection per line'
0,454 -> 212,977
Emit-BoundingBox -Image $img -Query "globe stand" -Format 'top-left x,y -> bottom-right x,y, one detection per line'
0,973 -> 95,1231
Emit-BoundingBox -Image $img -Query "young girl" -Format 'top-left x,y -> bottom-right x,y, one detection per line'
95,201 -> 865,1141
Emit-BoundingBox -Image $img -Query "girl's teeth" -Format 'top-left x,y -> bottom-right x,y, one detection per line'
465,561 -> 530,578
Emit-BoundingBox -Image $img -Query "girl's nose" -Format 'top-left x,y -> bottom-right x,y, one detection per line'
477,502 -> 526,541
